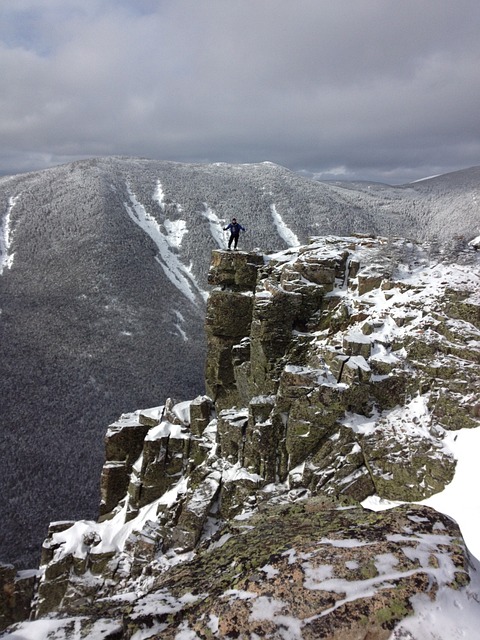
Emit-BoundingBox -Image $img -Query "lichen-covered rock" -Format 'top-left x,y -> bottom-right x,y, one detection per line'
217,408 -> 249,465
249,286 -> 303,395
40,521 -> 76,566
204,334 -> 241,407
218,466 -> 262,519
205,236 -> 479,501
205,251 -> 265,410
444,288 -> 480,329
296,424 -> 375,502
205,289 -> 255,337
275,366 -> 348,474
360,416 -> 455,502
8,570 -> 37,628
126,413 -> 209,516
36,553 -> 73,617
99,461 -> 129,518
104,413 -> 153,466
242,395 -> 278,481
121,502 -> 471,640
133,429 -> 188,509
171,472 -> 221,551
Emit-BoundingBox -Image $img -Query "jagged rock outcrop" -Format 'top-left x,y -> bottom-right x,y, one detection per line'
205,250 -> 264,409
204,238 -> 479,504
3,503 -> 473,639
3,236 -> 480,638
118,502 -> 469,640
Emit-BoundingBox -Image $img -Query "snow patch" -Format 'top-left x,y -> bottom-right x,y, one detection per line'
173,309 -> 188,342
0,617 -> 122,639
249,596 -> 303,637
153,180 -> 187,247
145,421 -> 189,441
201,203 -> 227,248
153,180 -> 166,209
410,174 -> 441,183
319,537 -> 371,549
124,185 -> 201,305
0,195 -> 19,275
469,235 -> 480,249
261,564 -> 280,579
131,590 -> 201,619
45,477 -> 190,561
222,462 -> 263,484
270,204 -> 300,247
421,426 -> 480,562
390,563 -> 480,640
164,218 -> 187,248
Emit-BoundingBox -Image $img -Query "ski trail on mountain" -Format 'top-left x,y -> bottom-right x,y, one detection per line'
173,309 -> 188,342
270,204 -> 300,247
153,180 -> 167,209
0,194 -> 19,275
201,203 -> 226,248
124,186 -> 201,305
153,180 -> 188,248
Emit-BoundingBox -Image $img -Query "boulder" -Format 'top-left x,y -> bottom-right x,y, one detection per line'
128,422 -> 191,510
205,289 -> 255,337
357,262 -> 392,295
343,332 -> 372,359
298,424 -> 375,502
99,461 -> 129,518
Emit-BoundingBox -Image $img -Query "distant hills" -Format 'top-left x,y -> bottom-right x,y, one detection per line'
0,157 -> 479,567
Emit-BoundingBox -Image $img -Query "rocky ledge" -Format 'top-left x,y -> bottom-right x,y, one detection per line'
1,236 -> 479,639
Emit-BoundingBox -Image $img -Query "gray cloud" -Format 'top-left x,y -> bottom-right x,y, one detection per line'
1,0 -> 479,182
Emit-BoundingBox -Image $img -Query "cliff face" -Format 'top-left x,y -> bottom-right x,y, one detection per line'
204,239 -> 478,503
2,236 -> 480,638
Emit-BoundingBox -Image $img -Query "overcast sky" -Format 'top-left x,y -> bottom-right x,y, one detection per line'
1,0 -> 479,183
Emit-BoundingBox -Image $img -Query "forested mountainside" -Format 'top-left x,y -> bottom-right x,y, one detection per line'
0,157 -> 479,568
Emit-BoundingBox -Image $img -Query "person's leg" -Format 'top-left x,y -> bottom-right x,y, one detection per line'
228,234 -> 233,249
234,233 -> 239,249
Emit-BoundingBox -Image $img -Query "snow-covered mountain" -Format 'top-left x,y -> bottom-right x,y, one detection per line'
0,157 -> 479,569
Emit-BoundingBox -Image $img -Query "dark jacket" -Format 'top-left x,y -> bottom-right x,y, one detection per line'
224,222 -> 245,235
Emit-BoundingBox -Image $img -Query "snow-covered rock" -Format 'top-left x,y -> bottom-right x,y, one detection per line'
2,235 -> 480,638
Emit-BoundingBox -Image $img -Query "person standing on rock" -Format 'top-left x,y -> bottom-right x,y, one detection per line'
223,218 -> 245,250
